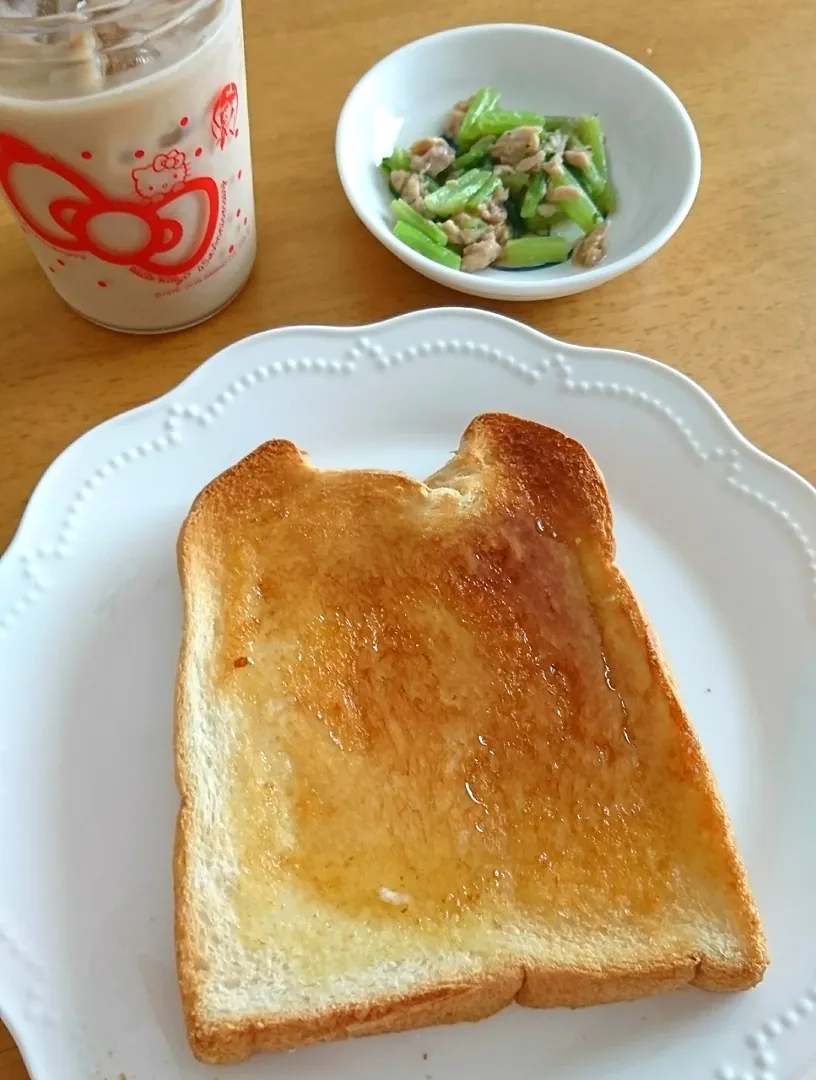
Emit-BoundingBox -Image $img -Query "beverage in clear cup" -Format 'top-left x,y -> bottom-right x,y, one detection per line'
0,0 -> 256,333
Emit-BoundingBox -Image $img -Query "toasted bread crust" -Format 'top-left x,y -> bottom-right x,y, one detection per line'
174,413 -> 768,1065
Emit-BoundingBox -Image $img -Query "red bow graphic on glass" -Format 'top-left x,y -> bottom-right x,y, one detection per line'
0,132 -> 219,277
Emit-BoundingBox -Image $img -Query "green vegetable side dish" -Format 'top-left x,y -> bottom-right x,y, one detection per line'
379,87 -> 617,274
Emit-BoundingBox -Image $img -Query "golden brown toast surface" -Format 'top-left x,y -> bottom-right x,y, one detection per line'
179,414 -> 766,987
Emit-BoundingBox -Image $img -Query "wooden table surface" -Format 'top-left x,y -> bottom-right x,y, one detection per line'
1,0 -> 815,1077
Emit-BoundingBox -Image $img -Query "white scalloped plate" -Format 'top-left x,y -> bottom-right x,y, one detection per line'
1,308 -> 815,1080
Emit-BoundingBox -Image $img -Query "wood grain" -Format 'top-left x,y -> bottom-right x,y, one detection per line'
1,0 -> 814,1076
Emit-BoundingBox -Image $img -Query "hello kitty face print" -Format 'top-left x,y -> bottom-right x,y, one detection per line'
132,150 -> 190,200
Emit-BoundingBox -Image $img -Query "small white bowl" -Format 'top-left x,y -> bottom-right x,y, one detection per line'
336,24 -> 701,301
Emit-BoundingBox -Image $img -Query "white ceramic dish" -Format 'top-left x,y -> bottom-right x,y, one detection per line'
1,308 -> 815,1080
335,24 -> 701,300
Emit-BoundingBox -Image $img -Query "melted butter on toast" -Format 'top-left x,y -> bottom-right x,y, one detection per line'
216,464 -> 722,946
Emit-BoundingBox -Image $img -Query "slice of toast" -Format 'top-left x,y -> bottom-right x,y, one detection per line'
174,412 -> 767,1064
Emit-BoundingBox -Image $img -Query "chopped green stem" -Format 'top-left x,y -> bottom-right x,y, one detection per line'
528,208 -> 567,232
466,174 -> 503,209
458,87 -> 501,145
393,221 -> 462,269
504,195 -> 525,235
543,115 -> 576,133
475,109 -> 547,136
549,218 -> 587,249
596,180 -> 617,215
566,134 -> 606,198
423,168 -> 491,217
547,166 -> 602,234
501,170 -> 529,197
455,213 -> 481,229
574,115 -> 608,180
454,213 -> 488,238
453,134 -> 496,170
574,114 -> 616,213
500,235 -> 569,267
380,146 -> 411,172
391,199 -> 448,246
521,172 -> 547,219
